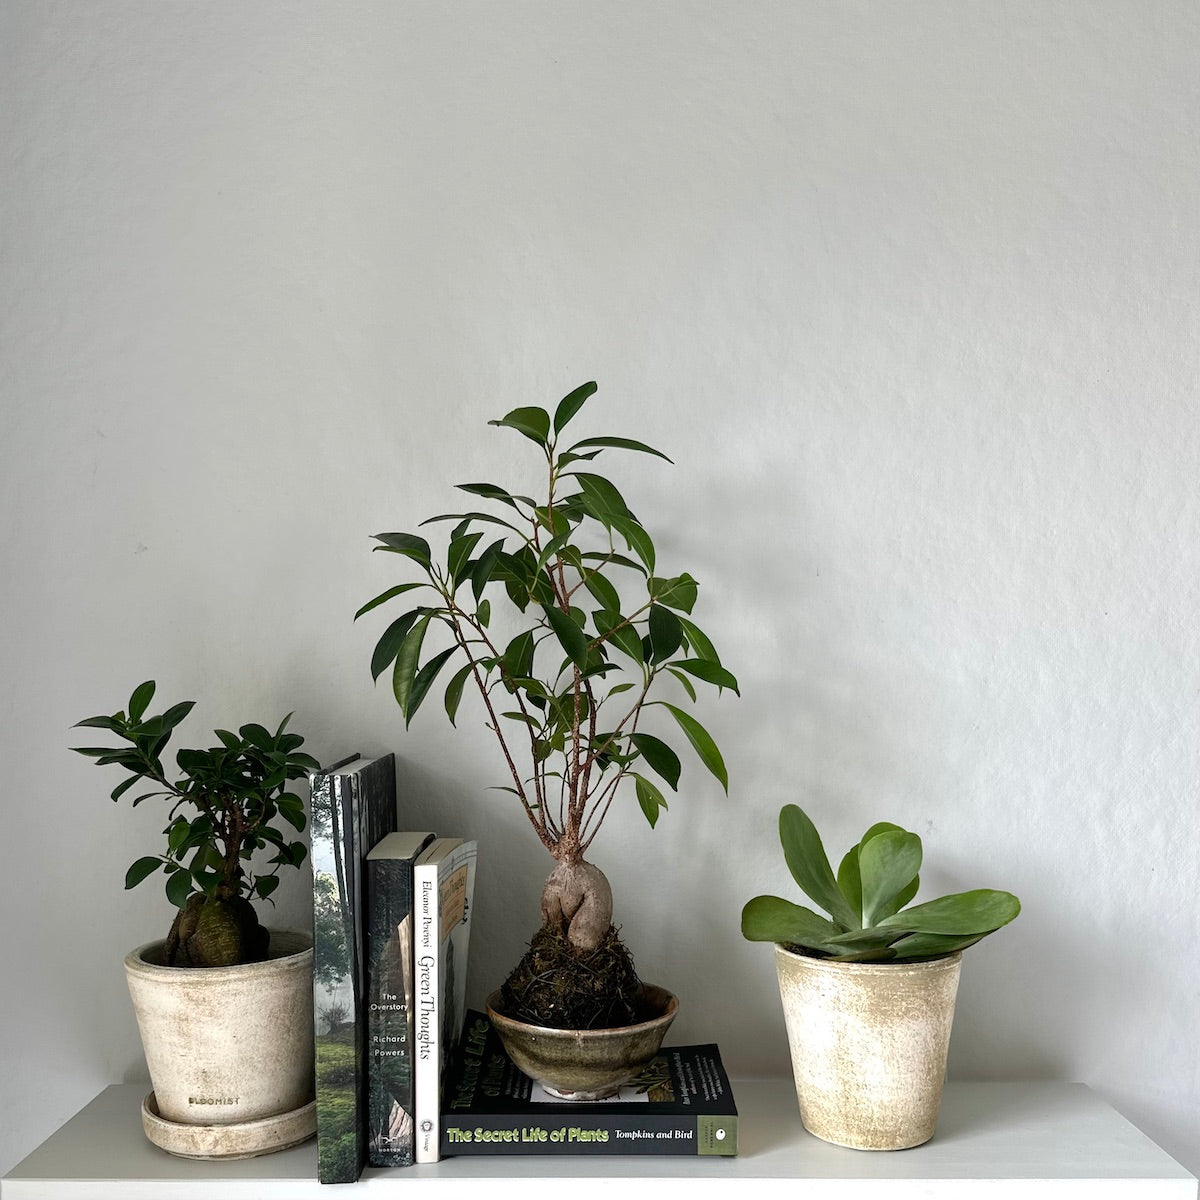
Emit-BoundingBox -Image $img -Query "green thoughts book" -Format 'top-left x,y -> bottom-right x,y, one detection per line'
441,1011 -> 738,1157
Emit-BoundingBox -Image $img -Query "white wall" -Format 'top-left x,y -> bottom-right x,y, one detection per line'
3,0 -> 1198,1177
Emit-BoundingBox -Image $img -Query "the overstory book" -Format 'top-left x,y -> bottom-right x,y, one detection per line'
441,1011 -> 739,1157
413,837 -> 478,1164
309,753 -> 399,1184
364,829 -> 436,1168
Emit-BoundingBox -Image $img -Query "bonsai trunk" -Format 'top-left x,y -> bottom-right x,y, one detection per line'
539,858 -> 613,953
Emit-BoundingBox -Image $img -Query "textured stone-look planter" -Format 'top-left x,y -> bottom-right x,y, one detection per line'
774,944 -> 962,1150
124,930 -> 316,1157
487,984 -> 678,1100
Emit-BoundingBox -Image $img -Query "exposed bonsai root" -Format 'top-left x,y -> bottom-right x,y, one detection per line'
498,924 -> 644,1030
165,894 -> 269,967
540,860 -> 613,952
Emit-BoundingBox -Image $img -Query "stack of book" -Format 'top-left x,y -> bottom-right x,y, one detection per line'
308,754 -> 478,1182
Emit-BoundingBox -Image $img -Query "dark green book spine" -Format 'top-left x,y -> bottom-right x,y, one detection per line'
366,856 -> 418,1166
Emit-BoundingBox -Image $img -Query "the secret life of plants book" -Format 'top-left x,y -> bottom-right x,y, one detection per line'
412,837 -> 478,1164
308,754 -> 399,1185
364,830 -> 436,1168
441,1012 -> 739,1158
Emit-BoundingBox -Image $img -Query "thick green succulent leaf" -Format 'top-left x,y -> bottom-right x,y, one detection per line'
886,931 -> 986,959
778,805 -> 858,930
876,889 -> 1022,935
632,772 -> 667,828
553,381 -> 597,433
837,845 -> 863,925
859,829 -> 923,927
489,406 -> 551,446
629,732 -> 681,791
661,704 -> 727,793
740,895 -> 844,948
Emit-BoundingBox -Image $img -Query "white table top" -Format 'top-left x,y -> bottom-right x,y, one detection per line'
3,1080 -> 1195,1199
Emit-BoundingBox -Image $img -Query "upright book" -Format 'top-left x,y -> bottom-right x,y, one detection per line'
441,1012 -> 739,1158
413,837 -> 478,1164
309,754 -> 399,1184
364,829 -> 436,1168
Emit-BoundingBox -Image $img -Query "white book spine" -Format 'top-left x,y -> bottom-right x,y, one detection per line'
412,855 -> 442,1163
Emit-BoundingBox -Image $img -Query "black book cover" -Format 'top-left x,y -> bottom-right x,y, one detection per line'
441,1011 -> 738,1157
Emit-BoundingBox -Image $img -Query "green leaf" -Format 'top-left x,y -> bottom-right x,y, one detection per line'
159,701 -> 195,731
678,616 -> 720,664
666,658 -> 740,695
650,572 -> 698,613
165,868 -> 193,908
406,646 -> 457,724
648,604 -> 683,664
740,895 -> 844,949
876,889 -> 1022,936
859,830 -> 923,927
667,668 -> 697,702
593,610 -> 643,664
420,510 -> 523,535
354,582 -> 426,621
502,629 -> 535,680
778,805 -> 859,930
109,775 -> 141,802
128,681 -> 156,722
886,931 -> 986,959
633,773 -> 668,828
372,531 -> 432,567
125,856 -> 162,890
477,598 -> 492,627
553,381 -> 598,433
441,662 -> 473,726
571,475 -> 627,527
392,614 -> 432,720
542,605 -> 590,671
837,845 -> 863,926
471,538 -> 507,600
489,406 -> 551,446
567,435 -> 672,463
582,570 -> 621,614
256,875 -> 281,900
661,704 -> 728,794
448,530 -> 485,582
73,714 -> 124,732
455,482 -> 533,510
630,732 -> 681,791
610,515 -> 655,573
370,610 -> 420,681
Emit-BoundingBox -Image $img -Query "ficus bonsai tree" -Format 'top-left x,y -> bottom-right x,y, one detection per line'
359,381 -> 738,1027
742,805 -> 1020,961
72,680 -> 319,968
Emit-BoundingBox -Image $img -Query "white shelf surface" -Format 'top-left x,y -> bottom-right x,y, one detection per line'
3,1080 -> 1195,1199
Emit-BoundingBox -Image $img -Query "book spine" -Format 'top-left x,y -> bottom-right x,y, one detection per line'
310,768 -> 363,1184
365,857 -> 417,1167
412,857 -> 442,1164
440,1112 -> 738,1157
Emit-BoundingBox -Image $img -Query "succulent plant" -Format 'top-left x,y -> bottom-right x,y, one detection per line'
742,805 -> 1020,961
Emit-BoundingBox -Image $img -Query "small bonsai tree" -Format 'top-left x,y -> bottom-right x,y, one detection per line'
359,381 -> 738,1026
72,680 -> 318,967
742,805 -> 1020,960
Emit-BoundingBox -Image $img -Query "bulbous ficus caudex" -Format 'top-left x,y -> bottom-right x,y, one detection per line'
362,382 -> 739,1018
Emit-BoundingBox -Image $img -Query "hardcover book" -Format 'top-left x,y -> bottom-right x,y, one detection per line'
309,754 -> 399,1184
441,1012 -> 739,1158
364,830 -> 436,1168
413,838 -> 478,1164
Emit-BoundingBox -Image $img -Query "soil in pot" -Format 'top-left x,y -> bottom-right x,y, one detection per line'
497,925 -> 645,1030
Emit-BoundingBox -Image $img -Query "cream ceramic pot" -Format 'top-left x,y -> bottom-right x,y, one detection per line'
774,943 -> 962,1150
124,930 -> 315,1131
